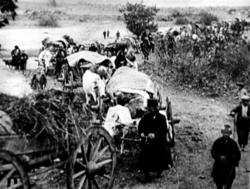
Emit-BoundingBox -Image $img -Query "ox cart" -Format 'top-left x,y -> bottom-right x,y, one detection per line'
103,67 -> 179,153
59,51 -> 113,91
0,111 -> 117,189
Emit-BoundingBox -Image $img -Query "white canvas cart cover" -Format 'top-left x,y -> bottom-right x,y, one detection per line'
46,37 -> 68,48
67,51 -> 110,67
106,67 -> 157,95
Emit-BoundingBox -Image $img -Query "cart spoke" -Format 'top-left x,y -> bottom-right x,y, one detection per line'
91,137 -> 103,160
87,140 -> 93,161
73,170 -> 86,179
92,178 -> 101,189
75,160 -> 87,169
81,146 -> 88,164
94,146 -> 109,162
7,182 -> 22,189
100,174 -> 111,180
0,168 -> 15,186
83,177 -> 88,189
88,178 -> 92,189
96,159 -> 112,169
77,175 -> 86,189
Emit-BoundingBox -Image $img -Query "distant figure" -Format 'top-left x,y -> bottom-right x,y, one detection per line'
141,29 -> 154,60
89,43 -> 98,52
54,48 -> 66,78
107,30 -> 110,38
211,125 -> 241,189
31,67 -> 47,91
236,82 -> 248,102
230,95 -> 250,151
114,50 -> 127,69
11,45 -> 21,70
20,50 -> 28,72
103,30 -> 106,39
116,30 -> 120,40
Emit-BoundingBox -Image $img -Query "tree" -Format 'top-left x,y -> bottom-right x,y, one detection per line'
0,0 -> 18,28
119,2 -> 159,38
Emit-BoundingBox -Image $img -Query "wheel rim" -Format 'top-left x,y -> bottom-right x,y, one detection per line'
71,126 -> 116,189
0,151 -> 30,189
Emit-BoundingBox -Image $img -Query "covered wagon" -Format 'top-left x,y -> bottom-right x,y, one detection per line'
106,66 -> 162,118
104,67 -> 178,151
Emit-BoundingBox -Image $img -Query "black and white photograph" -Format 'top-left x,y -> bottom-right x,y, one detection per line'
0,0 -> 250,188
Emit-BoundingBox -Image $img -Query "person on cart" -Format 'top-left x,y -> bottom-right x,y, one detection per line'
138,98 -> 173,182
211,125 -> 241,189
230,95 -> 250,151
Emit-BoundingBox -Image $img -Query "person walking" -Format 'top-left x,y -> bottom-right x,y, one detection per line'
107,29 -> 110,38
211,125 -> 241,189
138,98 -> 173,182
11,45 -> 21,70
230,95 -> 250,151
103,30 -> 106,39
236,82 -> 248,102
116,30 -> 120,40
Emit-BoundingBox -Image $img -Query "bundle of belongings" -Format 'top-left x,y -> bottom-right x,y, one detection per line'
0,90 -> 92,149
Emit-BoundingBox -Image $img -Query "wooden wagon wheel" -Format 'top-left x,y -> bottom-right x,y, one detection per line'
0,151 -> 30,189
67,126 -> 117,189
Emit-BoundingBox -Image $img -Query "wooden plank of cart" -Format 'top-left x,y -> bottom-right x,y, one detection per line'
0,116 -> 117,189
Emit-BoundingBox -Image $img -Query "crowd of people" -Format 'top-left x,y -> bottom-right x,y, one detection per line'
5,45 -> 29,72
155,18 -> 249,65
3,18 -> 250,188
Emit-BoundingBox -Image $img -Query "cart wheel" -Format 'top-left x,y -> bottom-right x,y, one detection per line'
0,150 -> 30,189
67,126 -> 117,189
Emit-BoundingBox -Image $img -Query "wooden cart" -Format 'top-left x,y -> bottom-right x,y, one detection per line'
0,125 -> 117,189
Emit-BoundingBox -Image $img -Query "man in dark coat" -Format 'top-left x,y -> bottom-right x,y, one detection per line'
211,125 -> 241,189
54,48 -> 66,77
11,45 -> 21,70
138,98 -> 173,182
230,95 -> 250,151
114,50 -> 127,69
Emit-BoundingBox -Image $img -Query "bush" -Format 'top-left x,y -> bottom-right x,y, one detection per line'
198,12 -> 218,25
175,17 -> 189,25
119,2 -> 159,38
38,14 -> 58,27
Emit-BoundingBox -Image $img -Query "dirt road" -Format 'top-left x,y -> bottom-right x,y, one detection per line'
113,75 -> 249,189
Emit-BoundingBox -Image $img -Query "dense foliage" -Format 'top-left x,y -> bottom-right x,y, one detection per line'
153,20 -> 250,96
0,90 -> 92,149
119,2 -> 159,38
198,12 -> 218,25
38,14 -> 59,27
0,0 -> 18,28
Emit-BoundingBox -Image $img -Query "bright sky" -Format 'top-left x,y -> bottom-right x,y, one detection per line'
143,0 -> 250,7
20,0 -> 250,7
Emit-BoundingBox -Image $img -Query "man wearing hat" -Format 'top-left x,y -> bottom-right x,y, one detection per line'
137,98 -> 173,182
236,82 -> 248,102
211,125 -> 241,189
230,95 -> 250,151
